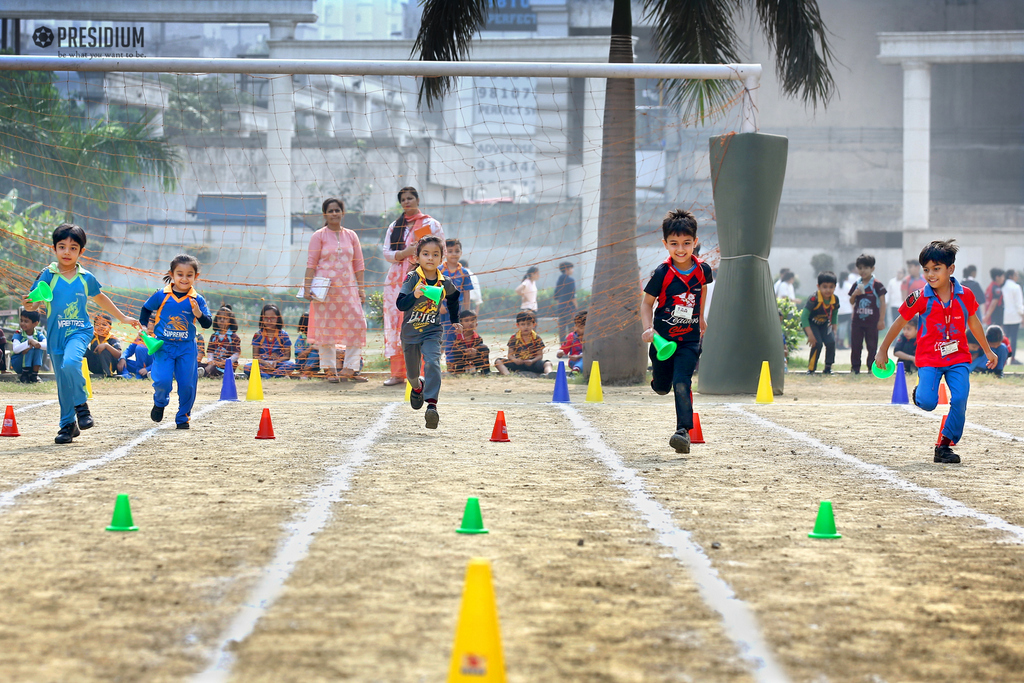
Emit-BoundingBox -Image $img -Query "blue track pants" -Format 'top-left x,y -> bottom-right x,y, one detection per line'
914,362 -> 970,443
151,340 -> 199,426
49,331 -> 91,429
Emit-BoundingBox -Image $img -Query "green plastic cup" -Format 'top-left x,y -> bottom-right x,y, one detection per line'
422,285 -> 444,305
871,357 -> 896,379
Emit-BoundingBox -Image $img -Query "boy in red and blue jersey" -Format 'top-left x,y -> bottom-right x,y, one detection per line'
876,239 -> 997,464
641,209 -> 713,454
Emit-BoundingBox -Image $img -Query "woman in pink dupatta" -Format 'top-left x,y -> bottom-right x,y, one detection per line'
381,186 -> 444,386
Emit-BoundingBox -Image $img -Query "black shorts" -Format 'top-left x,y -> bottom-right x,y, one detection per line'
504,359 -> 546,374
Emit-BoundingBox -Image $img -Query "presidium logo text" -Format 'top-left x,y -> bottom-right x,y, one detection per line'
32,25 -> 144,50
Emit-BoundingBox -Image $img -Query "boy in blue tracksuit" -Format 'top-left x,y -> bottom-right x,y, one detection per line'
22,223 -> 140,444
139,254 -> 212,429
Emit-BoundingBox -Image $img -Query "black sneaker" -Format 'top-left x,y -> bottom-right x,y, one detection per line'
934,445 -> 961,464
425,405 -> 439,429
151,405 -> 164,423
410,387 -> 424,411
55,421 -> 80,444
823,367 -> 832,375
669,430 -> 691,454
28,371 -> 42,383
805,369 -> 815,375
75,403 -> 94,430
912,386 -> 918,407
176,422 -> 190,430
18,372 -> 30,384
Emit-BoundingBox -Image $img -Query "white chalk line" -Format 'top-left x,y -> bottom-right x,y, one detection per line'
731,405 -> 1024,544
898,403 -> 1021,441
0,400 -> 228,512
558,404 -> 789,683
194,402 -> 397,683
11,399 -> 58,414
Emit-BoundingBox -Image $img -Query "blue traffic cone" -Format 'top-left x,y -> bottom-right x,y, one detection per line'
891,361 -> 909,405
220,358 -> 239,402
552,360 -> 570,403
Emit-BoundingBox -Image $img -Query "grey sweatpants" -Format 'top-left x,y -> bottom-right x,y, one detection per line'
403,332 -> 442,401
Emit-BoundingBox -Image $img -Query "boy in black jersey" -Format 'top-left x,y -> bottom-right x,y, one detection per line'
801,270 -> 840,374
641,209 -> 714,454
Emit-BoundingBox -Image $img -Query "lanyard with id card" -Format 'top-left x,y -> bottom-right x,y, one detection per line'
938,299 -> 959,357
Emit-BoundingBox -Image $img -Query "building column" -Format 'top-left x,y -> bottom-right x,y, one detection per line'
265,20 -> 296,289
902,60 -> 931,231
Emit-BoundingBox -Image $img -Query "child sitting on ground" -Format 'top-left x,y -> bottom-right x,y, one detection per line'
118,322 -> 156,379
204,305 -> 241,377
294,312 -> 320,374
11,309 -> 46,383
969,326 -> 1008,376
495,310 -> 552,376
556,309 -> 586,372
893,315 -> 919,372
85,313 -> 123,378
447,310 -> 490,374
247,304 -> 295,378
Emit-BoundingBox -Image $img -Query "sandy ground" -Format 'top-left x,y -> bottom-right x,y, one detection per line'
0,372 -> 1023,682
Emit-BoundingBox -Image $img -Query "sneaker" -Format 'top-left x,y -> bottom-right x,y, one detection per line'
18,372 -> 31,384
425,405 -> 439,429
934,445 -> 961,464
151,405 -> 164,423
197,366 -> 206,378
912,386 -> 918,407
823,367 -> 832,375
75,403 -> 94,430
176,422 -> 190,430
54,421 -> 80,444
410,386 -> 424,411
669,429 -> 691,454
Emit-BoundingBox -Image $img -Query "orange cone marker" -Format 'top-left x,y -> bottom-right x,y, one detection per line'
689,412 -> 705,445
935,415 -> 957,447
489,411 -> 510,443
1,405 -> 19,437
938,382 -> 949,405
255,408 -> 276,439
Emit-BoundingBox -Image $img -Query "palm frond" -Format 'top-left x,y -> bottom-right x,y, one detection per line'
411,0 -> 490,109
753,0 -> 835,107
640,0 -> 744,122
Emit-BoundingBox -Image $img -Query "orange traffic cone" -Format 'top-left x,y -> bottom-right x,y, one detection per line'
938,382 -> 949,405
935,415 -> 957,447
1,405 -> 19,437
689,412 -> 705,445
489,411 -> 510,443
255,408 -> 276,440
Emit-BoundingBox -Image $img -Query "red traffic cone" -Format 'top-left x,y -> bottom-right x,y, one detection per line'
938,382 -> 949,405
255,408 -> 276,440
935,415 -> 957,447
1,405 -> 19,437
689,412 -> 705,445
489,411 -> 510,442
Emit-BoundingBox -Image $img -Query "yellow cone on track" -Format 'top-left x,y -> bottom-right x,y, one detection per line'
585,361 -> 603,403
448,558 -> 506,683
81,358 -> 93,399
246,359 -> 264,401
755,360 -> 773,404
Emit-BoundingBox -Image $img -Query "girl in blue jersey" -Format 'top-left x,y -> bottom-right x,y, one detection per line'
22,223 -> 140,444
139,254 -> 213,429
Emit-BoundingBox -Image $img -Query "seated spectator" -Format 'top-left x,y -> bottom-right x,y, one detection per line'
85,313 -> 123,377
495,310 -> 553,376
11,309 -> 46,383
969,326 -> 1008,377
556,309 -> 586,372
294,312 -> 320,374
246,304 -> 296,378
204,305 -> 242,377
447,310 -> 490,374
892,315 -> 918,372
118,321 -> 156,379
196,331 -> 208,376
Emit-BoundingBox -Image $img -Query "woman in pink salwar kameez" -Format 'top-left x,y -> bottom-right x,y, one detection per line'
303,197 -> 368,383
382,186 -> 444,386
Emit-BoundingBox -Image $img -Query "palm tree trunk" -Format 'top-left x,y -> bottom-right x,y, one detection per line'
584,0 -> 646,385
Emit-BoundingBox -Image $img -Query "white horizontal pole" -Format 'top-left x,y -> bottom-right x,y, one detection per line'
0,55 -> 760,81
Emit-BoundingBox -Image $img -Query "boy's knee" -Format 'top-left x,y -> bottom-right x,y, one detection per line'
673,381 -> 692,396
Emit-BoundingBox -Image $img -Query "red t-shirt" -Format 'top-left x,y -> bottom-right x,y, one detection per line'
899,279 -> 978,367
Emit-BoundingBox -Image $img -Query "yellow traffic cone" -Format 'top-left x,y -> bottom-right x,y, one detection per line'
81,358 -> 93,399
246,359 -> 264,401
585,361 -> 603,403
405,379 -> 412,402
755,360 -> 773,404
448,558 -> 506,683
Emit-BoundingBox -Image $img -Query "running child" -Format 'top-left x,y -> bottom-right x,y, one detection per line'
22,223 -> 140,444
396,235 -> 462,429
876,239 -> 997,464
139,254 -> 212,428
802,271 -> 839,375
640,209 -> 713,454
204,304 -> 241,377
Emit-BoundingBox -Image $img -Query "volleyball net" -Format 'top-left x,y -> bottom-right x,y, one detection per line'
0,56 -> 756,352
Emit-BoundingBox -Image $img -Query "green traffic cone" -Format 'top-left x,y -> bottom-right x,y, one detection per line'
106,494 -> 139,532
457,496 -> 489,534
808,501 -> 841,539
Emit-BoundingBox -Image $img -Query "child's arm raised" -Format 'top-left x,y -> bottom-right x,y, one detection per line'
93,292 -> 141,329
640,293 -> 656,343
967,313 -> 998,368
